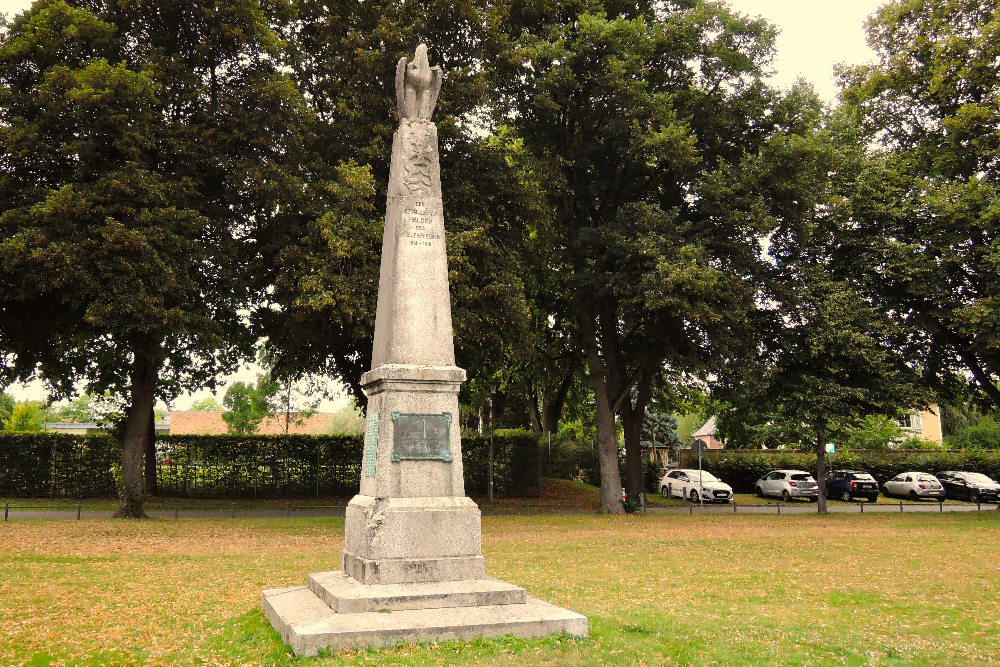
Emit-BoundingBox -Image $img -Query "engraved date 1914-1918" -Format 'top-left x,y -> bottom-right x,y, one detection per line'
401,199 -> 441,247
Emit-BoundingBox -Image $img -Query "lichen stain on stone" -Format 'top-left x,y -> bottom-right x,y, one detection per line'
365,499 -> 387,550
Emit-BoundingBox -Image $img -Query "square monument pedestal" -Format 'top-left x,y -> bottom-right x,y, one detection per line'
261,522 -> 587,655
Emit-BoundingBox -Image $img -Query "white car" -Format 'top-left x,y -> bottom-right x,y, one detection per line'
882,471 -> 946,500
659,469 -> 733,503
754,469 -> 819,502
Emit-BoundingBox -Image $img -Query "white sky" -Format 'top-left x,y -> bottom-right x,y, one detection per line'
1,0 -> 886,410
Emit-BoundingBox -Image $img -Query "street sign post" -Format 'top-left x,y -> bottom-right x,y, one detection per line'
692,439 -> 709,506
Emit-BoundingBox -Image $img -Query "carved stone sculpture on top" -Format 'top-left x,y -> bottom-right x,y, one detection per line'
395,43 -> 442,121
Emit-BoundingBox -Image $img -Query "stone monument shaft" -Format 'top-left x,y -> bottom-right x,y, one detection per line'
343,43 -> 481,584
261,46 -> 586,654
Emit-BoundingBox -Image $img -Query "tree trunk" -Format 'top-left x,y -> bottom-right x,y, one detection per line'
815,436 -> 828,515
578,309 -> 624,514
620,372 -> 650,502
113,340 -> 160,518
528,382 -> 543,438
542,370 -> 574,436
143,404 -> 157,496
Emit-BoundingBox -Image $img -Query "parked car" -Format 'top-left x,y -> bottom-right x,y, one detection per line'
825,470 -> 879,502
659,469 -> 734,503
882,471 -> 946,500
754,469 -> 819,502
937,471 -> 1000,503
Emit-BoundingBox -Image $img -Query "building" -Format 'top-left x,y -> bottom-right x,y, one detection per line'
167,411 -> 339,435
897,406 -> 944,445
45,419 -> 171,435
691,416 -> 724,449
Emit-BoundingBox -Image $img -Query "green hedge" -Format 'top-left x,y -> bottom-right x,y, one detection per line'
678,448 -> 1000,493
0,432 -> 540,499
0,433 -> 119,497
463,434 -> 540,497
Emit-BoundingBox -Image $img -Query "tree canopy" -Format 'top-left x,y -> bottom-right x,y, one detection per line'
487,0 -> 838,512
0,0 -> 328,515
839,0 -> 1000,409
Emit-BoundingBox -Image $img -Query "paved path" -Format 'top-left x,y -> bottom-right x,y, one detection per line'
3,500 -> 998,520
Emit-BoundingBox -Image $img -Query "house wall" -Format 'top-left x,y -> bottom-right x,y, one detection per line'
902,405 -> 943,444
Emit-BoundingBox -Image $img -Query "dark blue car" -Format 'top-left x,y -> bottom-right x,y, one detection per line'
825,470 -> 879,502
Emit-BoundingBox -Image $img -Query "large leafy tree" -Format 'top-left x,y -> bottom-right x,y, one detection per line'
259,0 -> 533,405
0,0 -> 328,516
718,111 -> 931,513
839,0 -> 1000,409
490,1 -> 826,512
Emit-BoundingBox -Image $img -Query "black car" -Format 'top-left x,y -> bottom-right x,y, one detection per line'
937,471 -> 1000,503
825,470 -> 879,502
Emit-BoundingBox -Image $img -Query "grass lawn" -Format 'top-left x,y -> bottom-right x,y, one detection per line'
2,512 -> 999,665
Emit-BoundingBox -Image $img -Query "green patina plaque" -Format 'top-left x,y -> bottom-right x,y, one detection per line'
364,412 -> 379,477
391,412 -> 452,462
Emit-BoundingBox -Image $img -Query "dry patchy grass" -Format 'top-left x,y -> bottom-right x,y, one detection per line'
1,512 -> 999,665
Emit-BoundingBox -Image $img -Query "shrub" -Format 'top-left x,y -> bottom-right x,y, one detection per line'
0,432 -> 540,499
946,417 -> 1000,450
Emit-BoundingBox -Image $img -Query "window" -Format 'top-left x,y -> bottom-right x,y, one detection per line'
897,413 -> 923,430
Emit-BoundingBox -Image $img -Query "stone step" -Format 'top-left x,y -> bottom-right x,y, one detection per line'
261,585 -> 588,657
308,571 -> 526,613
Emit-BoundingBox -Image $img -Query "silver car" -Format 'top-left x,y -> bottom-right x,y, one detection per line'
882,471 -> 946,500
754,469 -> 819,502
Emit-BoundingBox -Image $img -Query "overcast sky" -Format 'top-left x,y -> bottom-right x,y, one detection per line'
1,0 -> 888,408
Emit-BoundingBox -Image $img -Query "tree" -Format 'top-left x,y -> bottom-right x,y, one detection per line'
2,400 -> 47,432
717,107 -> 931,513
222,378 -> 277,435
490,1 -> 824,512
843,415 -> 906,451
189,397 -> 223,412
0,392 -> 13,424
838,0 -> 1000,410
259,0 -> 533,410
46,395 -> 96,423
0,0 -> 331,516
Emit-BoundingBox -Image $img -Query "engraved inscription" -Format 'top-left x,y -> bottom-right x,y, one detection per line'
364,412 -> 379,478
391,412 -> 452,461
400,199 -> 443,248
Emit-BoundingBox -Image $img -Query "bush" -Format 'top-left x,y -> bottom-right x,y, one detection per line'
0,432 -> 540,499
0,433 -> 119,497
541,432 -> 600,487
946,417 -> 1000,450
844,415 -> 904,451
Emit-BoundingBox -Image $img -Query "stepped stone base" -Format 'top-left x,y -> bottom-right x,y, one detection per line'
261,576 -> 587,656
308,571 -> 525,613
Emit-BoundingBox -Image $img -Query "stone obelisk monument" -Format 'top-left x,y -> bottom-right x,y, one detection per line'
261,45 -> 586,656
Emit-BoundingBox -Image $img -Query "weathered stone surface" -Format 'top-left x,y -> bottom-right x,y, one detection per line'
343,495 -> 481,564
357,371 -> 467,499
308,571 -> 526,613
261,586 -> 588,657
261,44 -> 587,656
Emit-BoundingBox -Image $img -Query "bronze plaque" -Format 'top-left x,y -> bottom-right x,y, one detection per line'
391,412 -> 452,462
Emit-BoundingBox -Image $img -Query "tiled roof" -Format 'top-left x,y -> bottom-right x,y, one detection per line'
169,411 -> 338,435
692,415 -> 717,437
